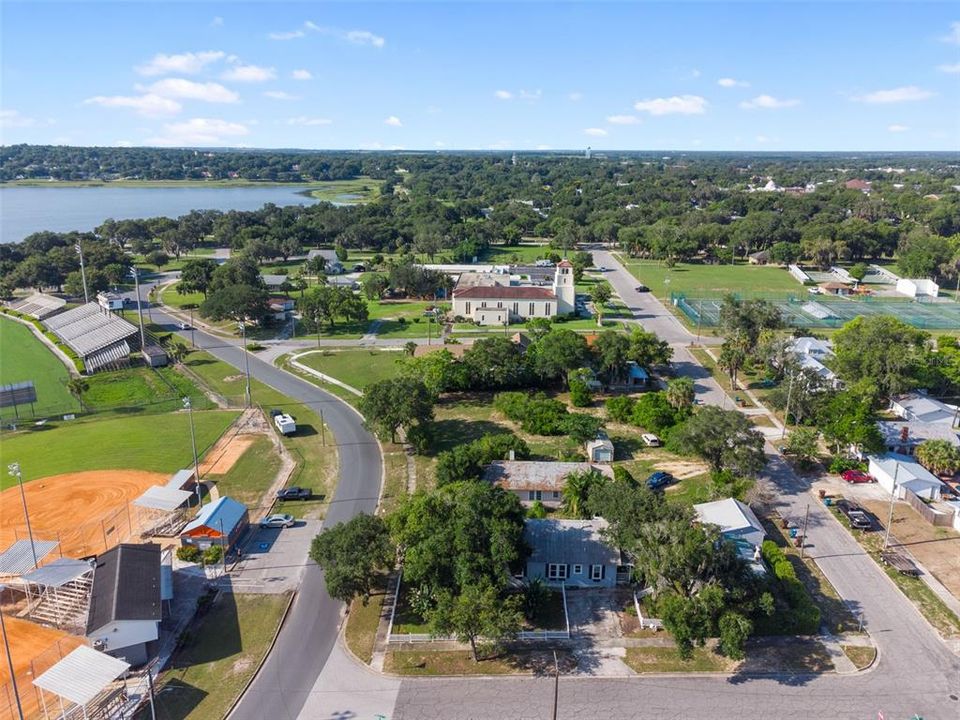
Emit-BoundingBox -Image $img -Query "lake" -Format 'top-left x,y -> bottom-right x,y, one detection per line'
0,185 -> 325,243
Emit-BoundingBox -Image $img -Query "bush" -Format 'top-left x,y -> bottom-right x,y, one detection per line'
606,396 -> 635,422
493,391 -> 530,420
760,541 -> 821,635
569,378 -> 592,407
203,545 -> 225,564
828,456 -> 866,474
405,423 -> 434,455
435,433 -> 530,486
176,545 -> 202,563
526,500 -> 547,519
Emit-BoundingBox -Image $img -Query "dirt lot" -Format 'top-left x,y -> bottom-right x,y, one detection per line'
0,470 -> 167,558
859,498 -> 960,600
198,408 -> 270,475
0,615 -> 85,720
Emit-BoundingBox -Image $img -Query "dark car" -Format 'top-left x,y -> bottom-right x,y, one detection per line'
277,486 -> 311,501
635,284 -> 649,293
646,471 -> 675,490
836,499 -> 872,530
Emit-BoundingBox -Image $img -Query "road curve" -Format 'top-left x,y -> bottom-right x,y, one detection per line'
143,296 -> 382,720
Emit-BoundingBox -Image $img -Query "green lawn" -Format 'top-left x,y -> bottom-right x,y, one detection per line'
0,316 -> 73,416
81,366 -> 212,412
294,349 -> 403,390
210,435 -> 283,507
161,284 -> 205,310
624,645 -> 738,673
142,593 -> 290,720
308,176 -> 382,204
0,410 -> 238,487
345,575 -> 389,664
618,258 -> 802,299
482,243 -> 555,264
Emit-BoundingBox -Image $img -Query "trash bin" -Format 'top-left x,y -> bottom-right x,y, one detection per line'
824,498 -> 833,506
790,528 -> 798,538
794,536 -> 803,548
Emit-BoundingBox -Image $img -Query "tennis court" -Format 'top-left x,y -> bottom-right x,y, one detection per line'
674,293 -> 960,330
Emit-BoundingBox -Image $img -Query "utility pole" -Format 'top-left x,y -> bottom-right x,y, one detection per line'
129,268 -> 148,351
800,504 -> 810,558
183,397 -> 202,507
320,409 -> 326,446
189,307 -> 196,348
0,593 -> 25,720
145,664 -> 158,720
238,322 -> 252,407
7,464 -> 37,569
883,465 -> 899,550
781,368 -> 795,440
75,242 -> 89,304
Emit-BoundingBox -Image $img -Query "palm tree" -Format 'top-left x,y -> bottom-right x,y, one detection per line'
718,332 -> 750,387
915,439 -> 960,476
562,469 -> 603,519
66,377 -> 89,411
666,377 -> 695,410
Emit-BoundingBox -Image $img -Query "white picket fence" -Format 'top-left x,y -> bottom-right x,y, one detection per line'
634,588 -> 664,631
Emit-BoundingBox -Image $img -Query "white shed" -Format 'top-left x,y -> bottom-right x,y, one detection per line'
585,434 -> 614,463
896,278 -> 939,298
868,453 -> 944,501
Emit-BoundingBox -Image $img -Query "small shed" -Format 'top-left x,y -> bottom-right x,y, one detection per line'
612,361 -> 649,389
585,433 -> 614,463
180,496 -> 249,551
819,282 -> 853,296
141,345 -> 168,368
748,250 -> 771,265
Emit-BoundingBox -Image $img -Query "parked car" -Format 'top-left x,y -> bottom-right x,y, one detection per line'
646,471 -> 675,490
277,486 -> 311,501
597,265 -> 607,272
836,500 -> 873,530
260,513 -> 295,529
178,321 -> 190,330
641,433 -> 661,447
635,284 -> 649,293
841,470 -> 874,484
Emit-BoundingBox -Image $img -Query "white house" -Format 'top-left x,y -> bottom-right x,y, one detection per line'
484,460 -> 614,508
876,421 -> 960,456
452,260 -> 576,326
86,543 -> 162,666
868,453 -> 944,501
890,393 -> 958,427
694,498 -> 766,548
523,518 -> 620,588
787,337 -> 840,388
307,249 -> 344,274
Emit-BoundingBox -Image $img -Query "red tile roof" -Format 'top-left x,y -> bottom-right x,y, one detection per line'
454,286 -> 556,300
557,260 -> 573,268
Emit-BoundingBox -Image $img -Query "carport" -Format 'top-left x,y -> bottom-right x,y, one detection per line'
134,486 -> 194,537
32,645 -> 130,719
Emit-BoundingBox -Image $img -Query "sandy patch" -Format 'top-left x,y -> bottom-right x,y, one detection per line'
653,460 -> 709,479
200,435 -> 255,475
0,470 -> 166,558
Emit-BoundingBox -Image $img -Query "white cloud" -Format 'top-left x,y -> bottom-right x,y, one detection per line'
221,64 -> 276,83
739,94 -> 800,109
888,124 -> 910,133
210,17 -> 223,27
269,29 -> 305,40
1,109 -> 43,128
345,30 -> 385,47
755,134 -> 771,144
494,90 -> 513,100
136,51 -> 225,77
853,86 -> 935,103
536,144 -> 552,150
568,92 -> 583,102
518,89 -> 542,101
287,116 -> 332,126
384,115 -> 402,127
633,95 -> 707,116
607,114 -> 640,125
487,140 -> 510,150
583,127 -> 608,137
264,91 -> 300,101
292,69 -> 313,80
434,141 -> 446,147
84,93 -> 182,117
718,77 -> 749,88
144,78 -> 239,103
941,21 -> 960,44
937,62 -> 960,74
146,117 -> 249,146
115,139 -> 134,147
494,89 -> 541,102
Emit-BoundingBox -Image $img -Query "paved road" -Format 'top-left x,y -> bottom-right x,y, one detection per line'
130,284 -> 384,720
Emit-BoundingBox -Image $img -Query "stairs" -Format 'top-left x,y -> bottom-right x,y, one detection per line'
31,575 -> 92,630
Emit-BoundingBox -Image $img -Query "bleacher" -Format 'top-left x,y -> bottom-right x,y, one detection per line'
5,293 -> 67,320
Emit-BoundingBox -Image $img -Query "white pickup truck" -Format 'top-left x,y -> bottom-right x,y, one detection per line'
273,413 -> 296,436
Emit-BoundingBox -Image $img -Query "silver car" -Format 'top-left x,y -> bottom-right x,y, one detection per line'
260,513 -> 295,529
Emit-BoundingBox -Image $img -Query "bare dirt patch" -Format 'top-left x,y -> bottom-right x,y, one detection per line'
653,460 -> 709,479
860,498 -> 960,601
0,470 -> 167,558
199,408 -> 271,475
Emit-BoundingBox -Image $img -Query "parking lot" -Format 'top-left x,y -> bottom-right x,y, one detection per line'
218,517 -> 319,594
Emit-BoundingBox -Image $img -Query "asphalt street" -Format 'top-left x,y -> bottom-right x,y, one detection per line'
131,284 -> 384,720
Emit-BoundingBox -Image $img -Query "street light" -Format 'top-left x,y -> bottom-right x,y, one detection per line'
7,463 -> 37,570
237,322 -> 252,407
0,585 -> 25,720
128,267 -> 148,351
75,243 -> 89,304
183,398 -> 202,507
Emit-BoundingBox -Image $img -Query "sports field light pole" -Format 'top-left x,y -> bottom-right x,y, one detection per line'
183,397 -> 202,507
129,268 -> 147,351
237,322 -> 252,407
0,586 -> 25,720
7,464 -> 37,570
75,242 -> 89,304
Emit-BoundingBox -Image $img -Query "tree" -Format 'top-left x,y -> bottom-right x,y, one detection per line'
666,377 -> 695,411
529,329 -> 590,384
562,469 -> 606,518
784,427 -> 820,467
848,262 -> 869,283
570,250 -> 592,281
718,332 -> 750,386
590,281 -> 612,322
299,285 -> 369,331
818,381 -> 885,454
66,377 -> 89,410
563,412 -> 603,444
718,295 -> 782,346
915,439 -> 960,476
718,611 -> 752,660
765,362 -> 828,426
179,258 -> 217,297
358,377 -> 434,442
428,581 -> 523,661
832,315 -> 930,399
361,273 -> 389,300
309,514 -> 395,604
462,337 -> 531,389
631,391 -> 686,434
200,284 -> 270,323
627,327 -> 672,367
591,330 -> 630,384
671,406 -> 766,476
144,250 -> 169,270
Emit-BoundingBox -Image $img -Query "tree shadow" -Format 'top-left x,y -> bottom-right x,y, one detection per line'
168,585 -> 242,667
727,637 -> 835,686
610,435 -> 644,461
133,679 -> 207,720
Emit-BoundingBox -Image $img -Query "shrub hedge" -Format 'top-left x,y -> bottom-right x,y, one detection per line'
760,540 -> 822,635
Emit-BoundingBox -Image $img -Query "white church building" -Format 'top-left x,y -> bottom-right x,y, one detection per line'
452,260 -> 576,325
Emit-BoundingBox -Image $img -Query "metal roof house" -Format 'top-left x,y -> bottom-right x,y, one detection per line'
180,496 -> 249,550
877,421 -> 960,456
86,543 -> 162,666
307,248 -> 344,274
524,519 -> 621,588
484,461 -> 614,508
693,498 -> 766,549
890,393 -> 958,427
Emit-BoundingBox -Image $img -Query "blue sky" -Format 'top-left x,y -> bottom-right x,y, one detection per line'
2,2 -> 958,151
